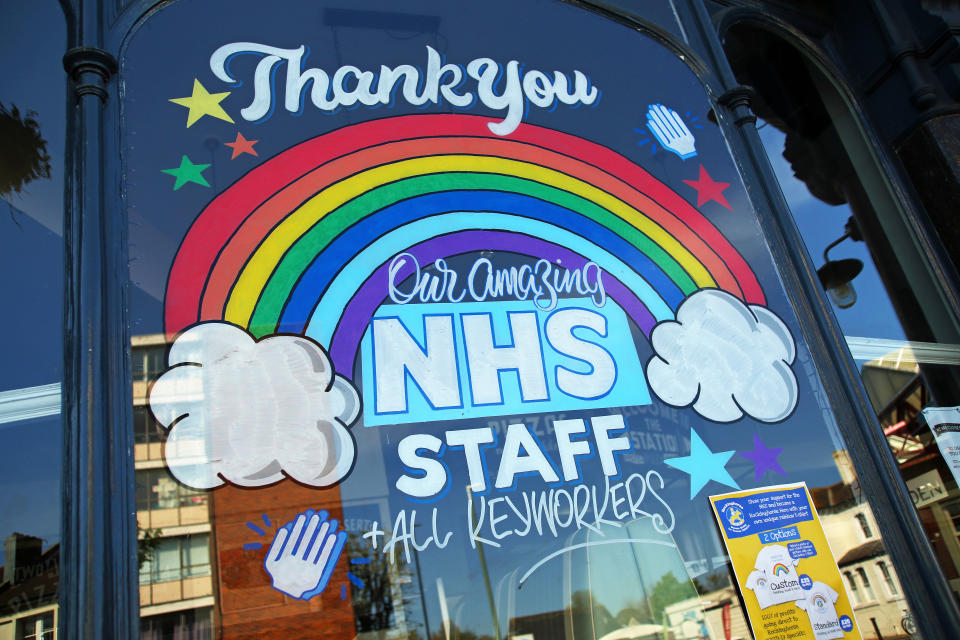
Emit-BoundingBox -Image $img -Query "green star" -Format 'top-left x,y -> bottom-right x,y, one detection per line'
161,155 -> 211,190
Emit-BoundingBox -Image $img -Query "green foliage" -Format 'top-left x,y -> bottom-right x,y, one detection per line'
692,570 -> 730,594
647,572 -> 696,621
615,601 -> 653,627
0,102 -> 52,199
347,534 -> 399,632
137,527 -> 162,570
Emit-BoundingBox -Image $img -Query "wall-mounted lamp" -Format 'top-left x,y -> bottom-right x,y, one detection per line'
817,217 -> 863,309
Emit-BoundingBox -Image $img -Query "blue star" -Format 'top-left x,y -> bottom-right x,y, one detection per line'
664,428 -> 739,499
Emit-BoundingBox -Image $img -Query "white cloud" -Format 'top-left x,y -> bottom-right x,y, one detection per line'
646,289 -> 798,423
149,322 -> 360,489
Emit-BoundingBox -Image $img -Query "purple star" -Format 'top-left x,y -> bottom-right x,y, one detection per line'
739,433 -> 786,482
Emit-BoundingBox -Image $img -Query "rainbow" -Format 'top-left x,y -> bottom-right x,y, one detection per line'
812,595 -> 827,607
772,563 -> 790,576
164,114 -> 765,372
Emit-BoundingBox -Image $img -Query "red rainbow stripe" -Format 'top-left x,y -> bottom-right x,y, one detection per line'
164,113 -> 764,337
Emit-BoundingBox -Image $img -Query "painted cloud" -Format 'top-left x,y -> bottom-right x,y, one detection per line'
645,289 -> 798,423
148,322 -> 360,489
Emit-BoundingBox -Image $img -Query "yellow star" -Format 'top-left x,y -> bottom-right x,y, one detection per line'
169,79 -> 235,127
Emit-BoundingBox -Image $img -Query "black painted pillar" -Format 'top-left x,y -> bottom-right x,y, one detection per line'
60,0 -> 138,636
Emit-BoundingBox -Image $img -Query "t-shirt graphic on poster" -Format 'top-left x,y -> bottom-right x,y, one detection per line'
754,544 -> 805,603
795,581 -> 843,640
745,569 -> 779,609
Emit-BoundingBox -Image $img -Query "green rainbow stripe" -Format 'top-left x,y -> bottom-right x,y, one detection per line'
248,172 -> 698,336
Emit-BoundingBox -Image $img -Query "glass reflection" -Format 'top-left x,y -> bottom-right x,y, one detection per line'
132,336 -> 215,637
0,1 -> 65,637
118,1 -> 947,639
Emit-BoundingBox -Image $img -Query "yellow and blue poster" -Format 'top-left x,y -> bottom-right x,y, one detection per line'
710,483 -> 862,640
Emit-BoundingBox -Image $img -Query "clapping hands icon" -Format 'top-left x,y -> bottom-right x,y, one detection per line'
646,104 -> 697,160
265,509 -> 347,600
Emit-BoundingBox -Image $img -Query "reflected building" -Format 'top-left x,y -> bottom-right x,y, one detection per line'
133,334 -> 215,637
861,344 -> 960,597
130,334 -> 409,639
664,587 -> 748,640
0,534 -> 59,640
810,464 -> 909,640
124,338 -> 941,640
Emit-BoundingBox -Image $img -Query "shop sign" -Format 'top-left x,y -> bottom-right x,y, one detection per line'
906,469 -> 947,508
710,483 -> 862,640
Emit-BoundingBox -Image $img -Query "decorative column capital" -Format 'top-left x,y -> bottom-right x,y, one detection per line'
717,85 -> 758,127
63,47 -> 118,102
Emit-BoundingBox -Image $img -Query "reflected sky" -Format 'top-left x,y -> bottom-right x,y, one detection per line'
757,123 -> 907,343
0,0 -> 65,560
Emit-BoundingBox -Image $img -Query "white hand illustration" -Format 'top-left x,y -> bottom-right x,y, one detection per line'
646,104 -> 697,160
265,509 -> 347,599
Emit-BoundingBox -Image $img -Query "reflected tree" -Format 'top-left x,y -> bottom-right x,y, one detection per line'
571,589 -> 618,640
0,102 -> 51,200
137,527 -> 162,570
647,572 -> 696,621
692,570 -> 730,594
614,599 -> 652,627
348,534 -> 398,632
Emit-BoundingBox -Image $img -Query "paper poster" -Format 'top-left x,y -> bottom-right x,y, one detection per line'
922,406 -> 960,488
710,483 -> 861,640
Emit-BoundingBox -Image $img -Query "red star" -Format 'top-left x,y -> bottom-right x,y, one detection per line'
225,132 -> 259,159
683,164 -> 732,210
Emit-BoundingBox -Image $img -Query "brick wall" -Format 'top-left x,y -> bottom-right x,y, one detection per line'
210,483 -> 357,639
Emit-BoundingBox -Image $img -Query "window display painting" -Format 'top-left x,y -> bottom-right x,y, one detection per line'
710,483 -> 862,640
149,112 -> 798,493
122,1 -> 858,638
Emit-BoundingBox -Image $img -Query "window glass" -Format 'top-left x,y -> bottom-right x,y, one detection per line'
15,611 -> 55,640
877,560 -> 899,596
153,539 -> 182,584
119,1 -> 936,638
845,572 -> 861,605
0,1 -> 65,637
140,535 -> 211,585
857,568 -> 877,603
750,96 -> 957,610
184,536 -> 211,578
132,345 -> 167,383
725,19 -> 960,633
141,606 -> 212,640
137,468 -> 209,512
134,405 -> 166,448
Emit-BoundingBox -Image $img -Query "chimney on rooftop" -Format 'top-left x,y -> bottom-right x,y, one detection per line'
4,532 -> 43,586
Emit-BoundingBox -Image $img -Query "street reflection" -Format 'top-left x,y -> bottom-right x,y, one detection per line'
0,333 -> 926,640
